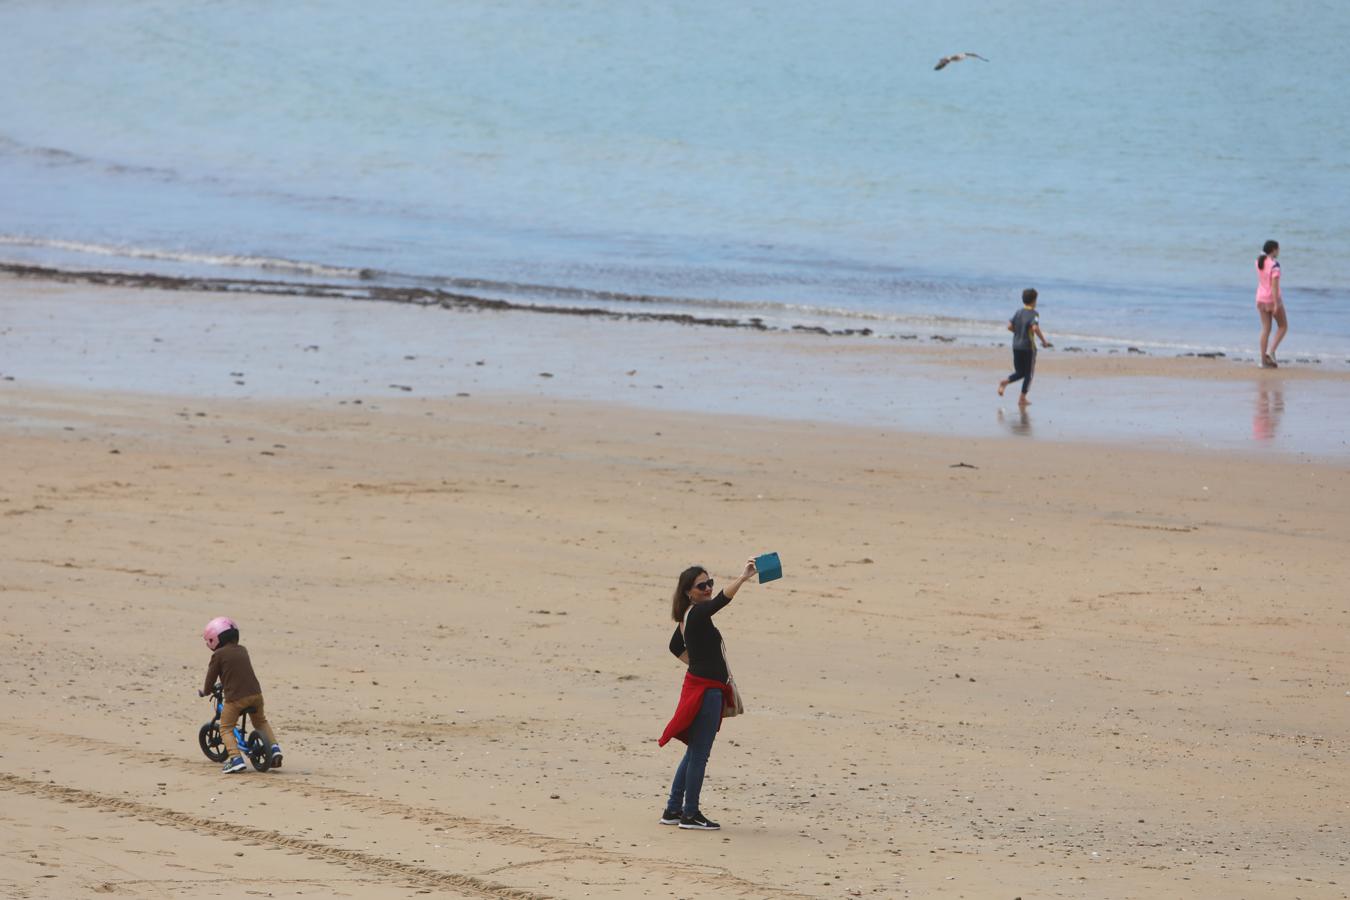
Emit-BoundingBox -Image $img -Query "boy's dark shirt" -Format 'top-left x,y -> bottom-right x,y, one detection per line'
203,643 -> 262,700
1010,307 -> 1039,351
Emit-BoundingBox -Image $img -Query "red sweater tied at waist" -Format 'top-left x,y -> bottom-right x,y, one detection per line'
659,672 -> 733,747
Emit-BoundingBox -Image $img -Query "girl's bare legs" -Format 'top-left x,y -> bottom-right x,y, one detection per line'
1269,305 -> 1289,361
1258,306 -> 1274,365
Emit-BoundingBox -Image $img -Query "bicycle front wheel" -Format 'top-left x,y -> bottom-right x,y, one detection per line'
198,723 -> 227,762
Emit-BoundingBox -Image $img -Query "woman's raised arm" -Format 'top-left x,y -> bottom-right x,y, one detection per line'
721,558 -> 758,600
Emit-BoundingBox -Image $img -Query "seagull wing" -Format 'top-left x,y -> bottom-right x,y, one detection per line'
934,57 -> 952,70
967,52 -> 989,61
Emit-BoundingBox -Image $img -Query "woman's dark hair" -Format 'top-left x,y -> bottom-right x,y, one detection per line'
1258,239 -> 1278,270
218,627 -> 239,646
671,565 -> 707,622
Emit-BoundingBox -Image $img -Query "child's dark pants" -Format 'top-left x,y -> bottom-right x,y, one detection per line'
1006,349 -> 1036,394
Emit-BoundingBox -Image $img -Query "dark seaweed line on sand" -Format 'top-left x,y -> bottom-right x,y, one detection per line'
0,263 -> 876,338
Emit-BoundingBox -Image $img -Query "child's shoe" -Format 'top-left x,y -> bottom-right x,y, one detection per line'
269,745 -> 283,769
222,757 -> 247,774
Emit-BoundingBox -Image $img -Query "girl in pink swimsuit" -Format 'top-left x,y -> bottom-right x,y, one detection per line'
1255,239 -> 1287,368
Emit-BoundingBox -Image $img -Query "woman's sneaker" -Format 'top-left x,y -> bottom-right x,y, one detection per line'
659,808 -> 681,825
678,812 -> 720,830
222,757 -> 247,774
269,745 -> 283,769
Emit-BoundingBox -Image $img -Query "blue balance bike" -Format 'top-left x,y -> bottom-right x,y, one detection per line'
199,682 -> 271,771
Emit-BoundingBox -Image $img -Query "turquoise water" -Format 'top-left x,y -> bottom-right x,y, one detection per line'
3,0 -> 1348,357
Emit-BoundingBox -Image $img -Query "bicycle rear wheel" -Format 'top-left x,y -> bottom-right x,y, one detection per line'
247,731 -> 271,771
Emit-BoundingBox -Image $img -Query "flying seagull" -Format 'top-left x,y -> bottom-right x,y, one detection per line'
934,52 -> 989,71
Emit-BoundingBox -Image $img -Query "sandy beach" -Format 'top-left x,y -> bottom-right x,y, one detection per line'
1,275 -> 1347,899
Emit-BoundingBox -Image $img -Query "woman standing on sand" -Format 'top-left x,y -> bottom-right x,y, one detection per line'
657,558 -> 756,831
1256,239 -> 1288,368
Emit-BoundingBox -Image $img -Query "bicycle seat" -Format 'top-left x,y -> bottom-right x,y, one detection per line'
242,706 -> 257,715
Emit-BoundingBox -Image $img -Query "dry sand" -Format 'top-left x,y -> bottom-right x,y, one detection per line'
1,278 -> 1347,899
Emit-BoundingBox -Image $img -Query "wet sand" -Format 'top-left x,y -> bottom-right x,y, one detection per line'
2,272 -> 1348,458
1,275 -> 1347,898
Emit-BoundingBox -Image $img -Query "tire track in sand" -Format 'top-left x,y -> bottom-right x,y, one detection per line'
0,772 -> 547,900
11,726 -> 816,900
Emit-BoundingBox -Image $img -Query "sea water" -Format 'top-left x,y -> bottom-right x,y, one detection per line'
2,0 -> 1347,358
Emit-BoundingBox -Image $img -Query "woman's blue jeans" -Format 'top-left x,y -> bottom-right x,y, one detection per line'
667,688 -> 722,816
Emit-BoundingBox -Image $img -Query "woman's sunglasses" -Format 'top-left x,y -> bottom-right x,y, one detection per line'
694,579 -> 715,591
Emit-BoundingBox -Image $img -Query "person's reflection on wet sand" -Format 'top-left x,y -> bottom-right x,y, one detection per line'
997,406 -> 1033,437
1252,385 -> 1284,441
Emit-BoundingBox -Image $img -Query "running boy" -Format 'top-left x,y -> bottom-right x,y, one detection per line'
998,288 -> 1051,406
200,616 -> 283,773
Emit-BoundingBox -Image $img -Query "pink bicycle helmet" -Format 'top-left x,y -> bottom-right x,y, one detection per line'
203,616 -> 238,650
